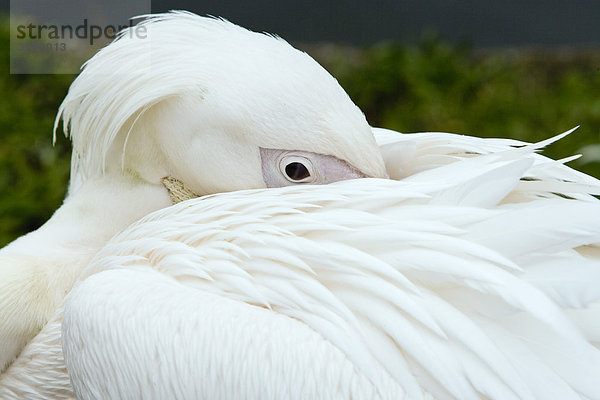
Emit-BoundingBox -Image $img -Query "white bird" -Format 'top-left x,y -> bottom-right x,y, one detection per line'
55,128 -> 600,400
6,127 -> 600,400
2,11 -> 600,400
0,11 -> 385,393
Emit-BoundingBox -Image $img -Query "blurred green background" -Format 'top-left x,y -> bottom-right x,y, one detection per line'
1,21 -> 600,247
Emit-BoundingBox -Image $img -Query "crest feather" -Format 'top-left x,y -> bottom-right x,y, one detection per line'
53,12 -> 293,192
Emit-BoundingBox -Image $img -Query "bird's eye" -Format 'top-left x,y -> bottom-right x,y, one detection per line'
278,155 -> 316,184
285,162 -> 310,181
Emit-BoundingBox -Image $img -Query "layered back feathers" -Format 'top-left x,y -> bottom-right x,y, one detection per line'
7,129 -> 600,399
69,136 -> 600,400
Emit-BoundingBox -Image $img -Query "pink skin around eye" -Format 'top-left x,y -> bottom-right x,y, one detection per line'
259,148 -> 366,188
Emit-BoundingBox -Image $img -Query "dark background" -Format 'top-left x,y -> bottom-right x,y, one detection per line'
3,0 -> 600,47
149,0 -> 600,47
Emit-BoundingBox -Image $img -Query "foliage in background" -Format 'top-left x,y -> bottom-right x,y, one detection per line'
0,18 -> 73,246
1,24 -> 600,247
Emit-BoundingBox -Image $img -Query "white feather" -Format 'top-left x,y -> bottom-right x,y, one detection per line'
0,11 -> 386,383
60,142 -> 600,399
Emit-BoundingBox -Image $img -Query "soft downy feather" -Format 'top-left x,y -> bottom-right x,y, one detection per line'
60,130 -> 600,400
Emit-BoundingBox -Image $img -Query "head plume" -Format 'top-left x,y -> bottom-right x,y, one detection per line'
55,11 -> 386,194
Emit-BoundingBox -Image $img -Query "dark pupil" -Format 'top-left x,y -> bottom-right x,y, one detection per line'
285,162 -> 310,181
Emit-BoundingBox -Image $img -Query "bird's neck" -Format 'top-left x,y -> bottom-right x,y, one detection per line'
0,174 -> 172,372
4,173 -> 173,261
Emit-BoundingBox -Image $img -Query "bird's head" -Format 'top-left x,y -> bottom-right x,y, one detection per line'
55,12 -> 386,198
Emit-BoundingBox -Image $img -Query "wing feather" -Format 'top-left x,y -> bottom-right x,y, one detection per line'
62,129 -> 600,399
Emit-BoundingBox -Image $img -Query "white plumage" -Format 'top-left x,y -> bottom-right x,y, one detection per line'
59,131 -> 600,400
0,11 -> 384,382
1,11 -> 600,400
